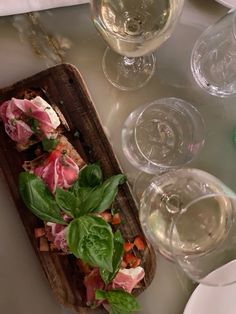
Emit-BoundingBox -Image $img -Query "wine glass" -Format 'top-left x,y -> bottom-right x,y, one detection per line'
90,0 -> 184,91
121,97 -> 205,199
139,168 -> 236,286
191,9 -> 236,97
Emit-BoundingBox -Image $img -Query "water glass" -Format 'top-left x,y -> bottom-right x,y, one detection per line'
121,98 -> 205,174
191,9 -> 236,97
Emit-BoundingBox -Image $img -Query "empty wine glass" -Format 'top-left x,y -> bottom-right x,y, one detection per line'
90,0 -> 184,90
191,9 -> 236,97
121,97 -> 205,174
139,168 -> 236,286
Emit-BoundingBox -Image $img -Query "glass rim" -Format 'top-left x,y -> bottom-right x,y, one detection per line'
133,97 -> 206,169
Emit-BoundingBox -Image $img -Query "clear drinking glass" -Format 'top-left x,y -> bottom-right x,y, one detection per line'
121,97 -> 205,174
139,168 -> 236,286
90,0 -> 184,91
191,9 -> 236,97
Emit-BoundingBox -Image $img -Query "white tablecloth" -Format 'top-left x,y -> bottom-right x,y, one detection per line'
0,0 -> 89,16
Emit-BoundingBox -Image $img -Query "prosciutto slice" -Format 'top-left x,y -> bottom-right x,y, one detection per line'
34,149 -> 79,193
84,268 -> 104,307
0,96 -> 60,143
46,216 -> 70,252
112,267 -> 145,293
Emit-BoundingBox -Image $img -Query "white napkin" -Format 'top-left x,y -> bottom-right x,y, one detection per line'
0,0 -> 89,16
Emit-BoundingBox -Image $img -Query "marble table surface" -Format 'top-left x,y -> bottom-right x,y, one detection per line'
0,1 -> 232,313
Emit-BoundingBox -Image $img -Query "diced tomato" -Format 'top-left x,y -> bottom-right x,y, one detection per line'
121,260 -> 128,269
47,149 -> 61,162
124,242 -> 134,252
111,213 -> 121,225
131,257 -> 141,268
124,252 -> 136,265
100,211 -> 112,223
124,252 -> 141,268
34,227 -> 46,238
134,236 -> 146,251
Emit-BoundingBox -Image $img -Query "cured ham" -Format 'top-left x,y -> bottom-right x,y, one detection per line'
84,268 -> 104,307
112,267 -> 145,293
0,96 -> 60,144
46,221 -> 68,252
34,149 -> 79,193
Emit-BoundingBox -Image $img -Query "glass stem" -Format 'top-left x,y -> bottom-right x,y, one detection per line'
123,56 -> 136,66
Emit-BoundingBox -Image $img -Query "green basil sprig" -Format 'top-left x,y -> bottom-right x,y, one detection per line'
67,215 -> 114,272
95,290 -> 141,314
55,188 -> 79,218
19,172 -> 66,225
67,167 -> 126,216
100,230 -> 124,285
93,174 -> 126,213
42,137 -> 59,152
78,163 -> 103,188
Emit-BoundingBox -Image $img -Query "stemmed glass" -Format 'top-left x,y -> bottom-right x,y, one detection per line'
90,0 -> 184,90
140,168 -> 236,286
191,9 -> 236,97
121,97 -> 205,199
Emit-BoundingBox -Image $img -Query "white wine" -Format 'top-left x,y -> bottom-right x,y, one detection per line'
92,0 -> 176,57
139,169 -> 233,260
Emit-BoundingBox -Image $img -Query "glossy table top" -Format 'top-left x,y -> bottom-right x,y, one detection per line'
0,1 -> 232,314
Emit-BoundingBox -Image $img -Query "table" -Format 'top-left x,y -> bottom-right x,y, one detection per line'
0,1 -> 232,313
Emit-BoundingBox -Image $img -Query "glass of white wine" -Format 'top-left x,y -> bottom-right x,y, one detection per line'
140,168 -> 236,286
90,0 -> 184,90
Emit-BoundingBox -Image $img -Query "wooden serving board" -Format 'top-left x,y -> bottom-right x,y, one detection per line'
0,64 -> 156,313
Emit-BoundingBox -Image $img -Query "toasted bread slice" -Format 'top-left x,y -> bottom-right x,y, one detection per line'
23,134 -> 86,172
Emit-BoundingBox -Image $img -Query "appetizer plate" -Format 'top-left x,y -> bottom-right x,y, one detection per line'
215,0 -> 236,8
184,284 -> 236,314
0,63 -> 156,313
184,261 -> 236,314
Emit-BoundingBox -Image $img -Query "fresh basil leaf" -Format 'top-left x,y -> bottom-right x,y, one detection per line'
55,188 -> 80,217
100,230 -> 124,285
78,164 -> 103,188
95,289 -> 107,300
67,215 -> 114,272
76,187 -> 93,200
77,187 -> 103,216
69,178 -> 80,196
19,172 -> 66,224
42,137 -> 58,152
95,290 -> 141,314
93,174 -> 126,213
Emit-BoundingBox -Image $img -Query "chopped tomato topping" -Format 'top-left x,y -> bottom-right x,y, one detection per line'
134,236 -> 145,251
124,252 -> 136,265
124,242 -> 134,252
131,257 -> 141,268
124,252 -> 141,268
34,227 -> 46,238
111,213 -> 121,225
100,211 -> 112,223
121,260 -> 128,269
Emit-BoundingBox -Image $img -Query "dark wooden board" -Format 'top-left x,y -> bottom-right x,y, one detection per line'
0,64 -> 156,313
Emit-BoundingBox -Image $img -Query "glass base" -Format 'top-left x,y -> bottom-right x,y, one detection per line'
102,47 -> 156,91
